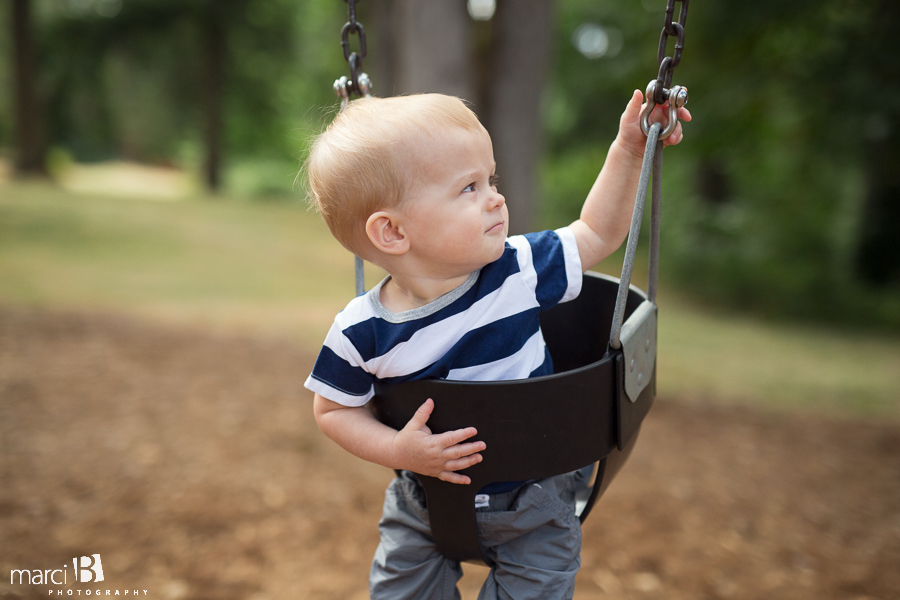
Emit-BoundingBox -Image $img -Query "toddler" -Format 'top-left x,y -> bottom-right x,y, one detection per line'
304,92 -> 688,600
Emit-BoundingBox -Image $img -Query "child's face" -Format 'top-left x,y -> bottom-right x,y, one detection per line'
397,127 -> 508,278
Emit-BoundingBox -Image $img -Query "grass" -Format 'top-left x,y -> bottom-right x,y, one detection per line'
0,179 -> 385,345
659,297 -> 900,418
1,178 -> 898,419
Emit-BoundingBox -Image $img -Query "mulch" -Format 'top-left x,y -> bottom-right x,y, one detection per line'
1,307 -> 898,600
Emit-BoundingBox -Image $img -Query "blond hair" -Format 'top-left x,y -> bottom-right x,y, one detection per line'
304,94 -> 485,256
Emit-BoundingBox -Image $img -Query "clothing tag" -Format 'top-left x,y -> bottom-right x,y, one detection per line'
474,494 -> 490,509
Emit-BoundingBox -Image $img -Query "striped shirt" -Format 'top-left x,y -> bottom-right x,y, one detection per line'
305,227 -> 583,406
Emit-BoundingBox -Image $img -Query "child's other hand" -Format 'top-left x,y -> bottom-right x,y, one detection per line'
391,398 -> 485,485
616,89 -> 692,159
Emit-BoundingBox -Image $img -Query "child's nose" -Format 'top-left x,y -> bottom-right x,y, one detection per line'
487,190 -> 505,210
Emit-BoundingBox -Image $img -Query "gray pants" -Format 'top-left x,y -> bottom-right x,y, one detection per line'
370,470 -> 583,600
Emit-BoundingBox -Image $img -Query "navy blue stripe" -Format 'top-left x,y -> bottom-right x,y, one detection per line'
344,243 -> 522,362
375,308 -> 542,385
528,346 -> 554,378
524,230 -> 568,310
310,345 -> 373,396
446,309 -> 542,370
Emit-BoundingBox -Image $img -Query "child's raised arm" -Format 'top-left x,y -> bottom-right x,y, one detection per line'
569,89 -> 691,272
313,394 -> 486,485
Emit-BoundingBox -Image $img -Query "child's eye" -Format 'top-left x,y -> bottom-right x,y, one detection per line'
462,174 -> 498,194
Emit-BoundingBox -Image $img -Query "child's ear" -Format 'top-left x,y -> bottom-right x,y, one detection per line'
366,211 -> 409,255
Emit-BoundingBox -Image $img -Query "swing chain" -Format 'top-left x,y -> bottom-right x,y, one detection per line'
653,0 -> 688,106
337,0 -> 370,98
334,0 -> 372,296
640,0 -> 689,138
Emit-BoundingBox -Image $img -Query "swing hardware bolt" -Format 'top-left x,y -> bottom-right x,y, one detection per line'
357,73 -> 373,96
641,83 -> 687,139
673,86 -> 689,108
335,0 -> 373,99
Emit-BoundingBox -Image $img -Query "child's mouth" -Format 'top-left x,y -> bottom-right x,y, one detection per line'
486,222 -> 505,233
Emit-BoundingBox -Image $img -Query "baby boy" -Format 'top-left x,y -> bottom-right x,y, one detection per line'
304,92 -> 688,600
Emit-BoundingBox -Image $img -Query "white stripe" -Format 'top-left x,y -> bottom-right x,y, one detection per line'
556,226 -> 583,303
507,234 -> 539,298
446,330 -> 546,381
304,374 -> 374,407
322,319 -> 369,370
365,274 -> 539,378
334,293 -> 379,328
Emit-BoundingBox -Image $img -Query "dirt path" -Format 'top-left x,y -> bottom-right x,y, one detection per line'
1,307 -> 898,600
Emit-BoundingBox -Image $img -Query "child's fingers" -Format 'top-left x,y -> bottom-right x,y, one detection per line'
442,439 -> 486,460
631,88 -> 643,106
405,398 -> 434,430
442,452 -> 483,473
435,426 -> 480,448
438,471 -> 472,485
663,122 -> 685,146
621,89 -> 643,124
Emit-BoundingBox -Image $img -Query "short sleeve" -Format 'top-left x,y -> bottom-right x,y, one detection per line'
509,227 -> 582,310
304,319 -> 376,407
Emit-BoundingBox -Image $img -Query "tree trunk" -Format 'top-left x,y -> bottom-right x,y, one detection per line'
386,0 -> 474,101
202,3 -> 224,192
855,135 -> 900,286
11,0 -> 45,176
486,0 -> 555,234
373,0 -> 554,234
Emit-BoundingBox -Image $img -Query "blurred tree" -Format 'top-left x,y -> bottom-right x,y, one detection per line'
201,0 -> 225,191
850,1 -> 900,289
10,0 -> 45,175
370,0 -> 554,233
544,0 -> 900,329
485,0 -> 556,234
35,0 -> 342,192
10,0 -> 896,327
375,0 -> 474,101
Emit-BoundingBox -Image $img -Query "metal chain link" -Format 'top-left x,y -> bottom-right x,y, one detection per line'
335,0 -> 372,102
333,0 -> 373,296
654,0 -> 688,104
640,0 -> 689,138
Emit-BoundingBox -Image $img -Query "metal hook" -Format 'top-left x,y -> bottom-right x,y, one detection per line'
640,81 -> 688,140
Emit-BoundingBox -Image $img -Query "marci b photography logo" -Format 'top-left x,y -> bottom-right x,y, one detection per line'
10,554 -> 148,596
10,554 -> 102,585
74,555 -> 104,583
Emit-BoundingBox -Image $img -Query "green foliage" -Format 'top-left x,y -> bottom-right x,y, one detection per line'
0,8 -> 10,147
540,144 -> 607,226
547,0 -> 900,331
7,0 -> 900,330
27,0 -> 345,169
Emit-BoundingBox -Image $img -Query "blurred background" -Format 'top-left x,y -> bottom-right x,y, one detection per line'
1,1 -> 898,599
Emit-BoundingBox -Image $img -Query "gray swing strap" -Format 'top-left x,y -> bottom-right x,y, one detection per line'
608,121 -> 663,351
